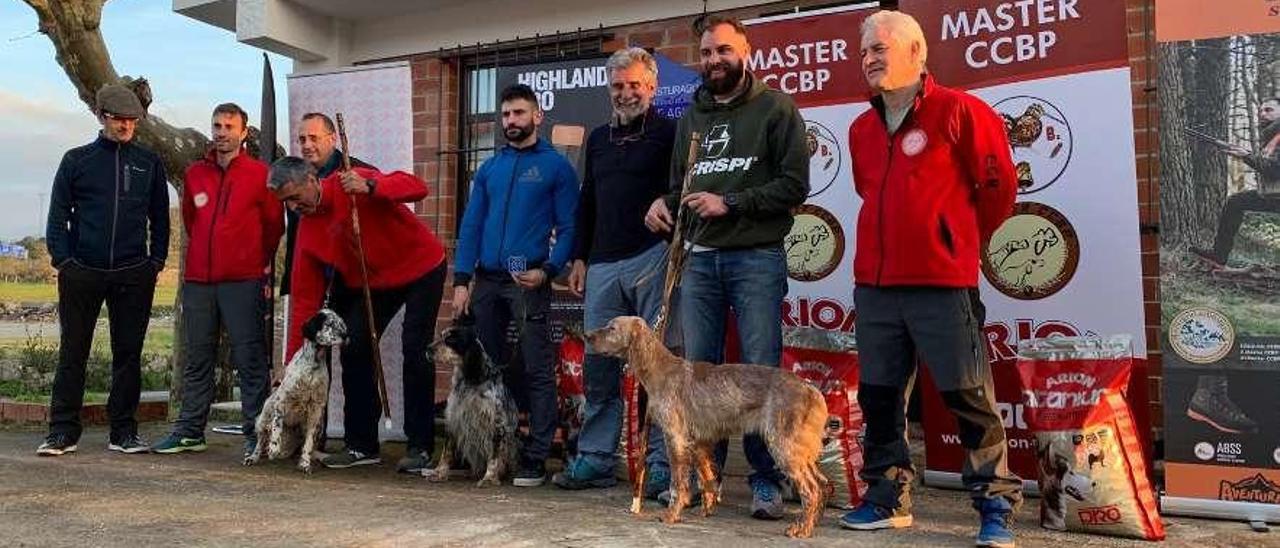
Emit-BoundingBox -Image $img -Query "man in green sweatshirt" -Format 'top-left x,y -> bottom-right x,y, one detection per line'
643,14 -> 809,521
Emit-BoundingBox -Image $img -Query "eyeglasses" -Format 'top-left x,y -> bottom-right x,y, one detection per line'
609,114 -> 647,145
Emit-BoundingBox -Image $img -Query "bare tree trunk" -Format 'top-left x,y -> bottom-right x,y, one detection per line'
1159,42 -> 1198,247
1189,38 -> 1232,243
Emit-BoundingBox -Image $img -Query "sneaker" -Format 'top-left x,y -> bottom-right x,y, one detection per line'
107,434 -> 150,454
644,466 -> 671,501
151,434 -> 207,454
513,459 -> 546,487
36,434 -> 78,457
319,449 -> 382,469
975,499 -> 1015,548
396,448 -> 433,474
839,502 -> 914,530
552,457 -> 617,490
750,477 -> 785,520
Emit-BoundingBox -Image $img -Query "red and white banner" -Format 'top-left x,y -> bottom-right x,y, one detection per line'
747,0 -> 1149,490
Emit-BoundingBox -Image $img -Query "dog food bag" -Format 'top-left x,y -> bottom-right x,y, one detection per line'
1015,336 -> 1165,540
781,327 -> 866,509
556,332 -> 587,455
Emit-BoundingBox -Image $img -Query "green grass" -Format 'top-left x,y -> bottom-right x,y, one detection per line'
0,281 -> 178,306
0,380 -> 106,403
0,323 -> 175,356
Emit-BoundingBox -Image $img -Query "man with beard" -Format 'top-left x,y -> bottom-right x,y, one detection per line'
643,15 -> 809,520
152,103 -> 283,459
453,83 -> 579,487
838,11 -> 1020,548
552,48 -> 676,493
39,84 -> 169,456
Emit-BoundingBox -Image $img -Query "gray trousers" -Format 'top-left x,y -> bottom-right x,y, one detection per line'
174,280 -> 270,439
854,286 -> 1022,512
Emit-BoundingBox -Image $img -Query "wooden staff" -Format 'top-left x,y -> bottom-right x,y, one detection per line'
631,131 -> 701,514
335,113 -> 393,429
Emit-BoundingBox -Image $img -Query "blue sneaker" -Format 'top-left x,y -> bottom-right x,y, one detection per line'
975,498 -> 1016,548
750,477 -> 784,520
552,457 -> 617,490
644,466 -> 671,500
840,502 -> 913,530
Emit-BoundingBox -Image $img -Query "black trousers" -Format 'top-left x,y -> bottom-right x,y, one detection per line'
48,261 -> 157,442
1211,190 -> 1280,262
332,263 -> 446,455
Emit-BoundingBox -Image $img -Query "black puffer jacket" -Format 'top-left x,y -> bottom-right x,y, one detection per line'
46,134 -> 170,270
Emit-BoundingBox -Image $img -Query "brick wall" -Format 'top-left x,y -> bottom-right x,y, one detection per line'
406,0 -> 1168,445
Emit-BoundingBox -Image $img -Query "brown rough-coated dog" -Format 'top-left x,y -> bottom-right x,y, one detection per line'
585,316 -> 829,538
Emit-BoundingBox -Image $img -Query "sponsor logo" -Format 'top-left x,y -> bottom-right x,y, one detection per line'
1194,442 -> 1215,461
193,192 -> 209,208
1219,474 -> 1280,504
690,156 -> 758,176
993,95 -> 1073,195
1168,307 -> 1234,365
1077,506 -> 1123,525
901,128 -> 927,156
804,120 -> 842,197
982,202 -> 1080,300
1274,447 -> 1280,466
518,165 -> 543,183
784,204 -> 845,282
702,124 -> 731,158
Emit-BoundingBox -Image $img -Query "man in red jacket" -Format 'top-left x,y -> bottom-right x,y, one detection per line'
838,11 -> 1022,548
269,155 -> 447,472
153,103 -> 283,458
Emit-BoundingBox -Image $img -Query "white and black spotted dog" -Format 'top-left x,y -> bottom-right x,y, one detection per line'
424,314 -> 519,487
243,308 -> 347,474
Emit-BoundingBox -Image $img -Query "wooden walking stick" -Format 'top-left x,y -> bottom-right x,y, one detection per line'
335,113 -> 393,430
630,131 -> 701,514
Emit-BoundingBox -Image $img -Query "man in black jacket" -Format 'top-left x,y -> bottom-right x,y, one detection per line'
39,84 -> 170,456
552,47 -> 676,493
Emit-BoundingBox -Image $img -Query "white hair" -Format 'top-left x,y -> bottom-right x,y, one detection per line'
861,10 -> 928,68
605,47 -> 658,85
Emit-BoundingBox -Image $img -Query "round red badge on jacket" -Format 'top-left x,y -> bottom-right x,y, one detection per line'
901,129 -> 927,156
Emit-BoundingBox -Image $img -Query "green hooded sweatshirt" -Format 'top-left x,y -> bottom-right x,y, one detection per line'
664,71 -> 809,249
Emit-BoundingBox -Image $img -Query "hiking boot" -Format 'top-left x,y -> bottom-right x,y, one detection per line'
1188,375 -> 1259,434
36,433 -> 78,457
975,498 -> 1015,547
553,457 -> 617,490
513,458 -> 546,487
749,477 -> 785,520
396,447 -> 433,474
107,433 -> 150,454
151,434 -> 208,454
319,449 -> 382,469
839,502 -> 914,530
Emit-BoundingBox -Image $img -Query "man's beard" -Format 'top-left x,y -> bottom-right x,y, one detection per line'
612,98 -> 650,126
504,122 -> 535,143
701,59 -> 746,96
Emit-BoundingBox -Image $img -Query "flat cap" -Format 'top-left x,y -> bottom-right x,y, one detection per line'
95,84 -> 145,118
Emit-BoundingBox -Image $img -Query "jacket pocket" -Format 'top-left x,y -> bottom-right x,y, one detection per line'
938,215 -> 956,258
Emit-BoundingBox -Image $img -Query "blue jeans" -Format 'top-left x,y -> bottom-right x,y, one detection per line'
678,245 -> 788,485
578,243 -> 669,471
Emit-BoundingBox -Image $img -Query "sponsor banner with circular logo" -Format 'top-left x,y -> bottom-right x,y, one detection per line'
1194,442 -> 1215,461
804,119 -> 843,198
785,204 -> 845,283
982,202 -> 1081,300
992,96 -> 1073,195
1168,307 -> 1235,365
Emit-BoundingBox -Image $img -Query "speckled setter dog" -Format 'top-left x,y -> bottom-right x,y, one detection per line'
586,316 -> 830,538
243,308 -> 346,474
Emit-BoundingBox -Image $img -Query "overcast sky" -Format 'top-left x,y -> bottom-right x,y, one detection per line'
0,0 -> 291,240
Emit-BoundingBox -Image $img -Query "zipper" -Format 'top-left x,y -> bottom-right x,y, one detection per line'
109,146 -> 120,268
875,139 -> 892,286
207,162 -> 229,280
496,150 -> 523,271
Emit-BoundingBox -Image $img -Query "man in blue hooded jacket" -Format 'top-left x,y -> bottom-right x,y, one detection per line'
452,83 -> 578,487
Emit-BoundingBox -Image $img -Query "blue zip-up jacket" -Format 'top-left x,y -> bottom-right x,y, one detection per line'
46,134 -> 170,270
453,138 -> 578,285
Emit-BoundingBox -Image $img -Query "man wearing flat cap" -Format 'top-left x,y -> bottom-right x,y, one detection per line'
38,83 -> 170,457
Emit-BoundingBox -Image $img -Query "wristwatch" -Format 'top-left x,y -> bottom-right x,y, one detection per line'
723,191 -> 741,214
365,178 -> 377,195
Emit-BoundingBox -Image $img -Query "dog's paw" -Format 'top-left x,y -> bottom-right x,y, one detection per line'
659,511 -> 682,525
785,522 -> 813,539
422,469 -> 448,482
475,476 -> 500,488
243,454 -> 258,467
298,461 -> 313,475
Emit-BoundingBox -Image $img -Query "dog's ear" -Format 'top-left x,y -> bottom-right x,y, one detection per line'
464,338 -> 488,373
302,313 -> 326,341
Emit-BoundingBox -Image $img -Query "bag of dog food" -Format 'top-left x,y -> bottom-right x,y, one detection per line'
556,331 -> 587,456
781,327 -> 866,509
1015,336 -> 1164,540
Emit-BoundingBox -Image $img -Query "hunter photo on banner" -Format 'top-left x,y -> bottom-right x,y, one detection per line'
1158,0 -> 1280,516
